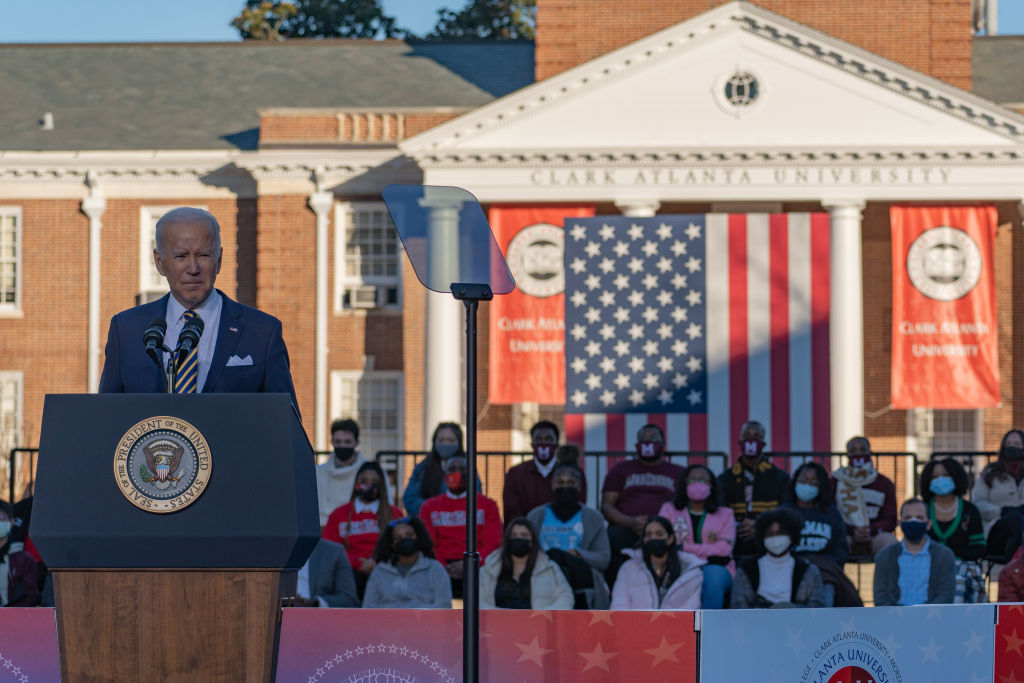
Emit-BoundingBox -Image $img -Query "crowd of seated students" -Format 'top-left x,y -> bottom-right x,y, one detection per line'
306,420 -> 1024,611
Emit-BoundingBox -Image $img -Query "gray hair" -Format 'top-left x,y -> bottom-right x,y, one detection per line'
741,420 -> 766,440
154,207 -> 221,252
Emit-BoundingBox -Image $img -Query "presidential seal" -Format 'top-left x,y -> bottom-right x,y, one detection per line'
906,226 -> 982,301
506,223 -> 564,298
113,417 -> 211,513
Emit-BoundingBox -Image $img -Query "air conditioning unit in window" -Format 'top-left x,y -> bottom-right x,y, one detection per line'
348,285 -> 380,309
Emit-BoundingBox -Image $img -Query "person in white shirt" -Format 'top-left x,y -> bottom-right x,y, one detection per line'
316,418 -> 369,528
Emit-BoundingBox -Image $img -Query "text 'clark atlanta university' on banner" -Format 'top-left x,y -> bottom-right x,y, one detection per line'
890,205 -> 999,409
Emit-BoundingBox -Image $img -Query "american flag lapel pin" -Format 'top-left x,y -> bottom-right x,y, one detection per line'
229,326 -> 239,333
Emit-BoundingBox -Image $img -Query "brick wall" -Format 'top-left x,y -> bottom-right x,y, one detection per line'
259,111 -> 464,146
535,0 -> 973,89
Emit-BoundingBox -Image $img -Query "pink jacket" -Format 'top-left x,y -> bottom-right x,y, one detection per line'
657,502 -> 736,575
609,548 -> 704,610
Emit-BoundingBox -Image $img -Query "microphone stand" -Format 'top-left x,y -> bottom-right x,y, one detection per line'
164,347 -> 176,394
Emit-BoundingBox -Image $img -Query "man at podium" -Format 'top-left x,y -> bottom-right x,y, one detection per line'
98,207 -> 299,415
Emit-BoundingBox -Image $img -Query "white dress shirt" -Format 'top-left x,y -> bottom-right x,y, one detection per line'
163,290 -> 222,392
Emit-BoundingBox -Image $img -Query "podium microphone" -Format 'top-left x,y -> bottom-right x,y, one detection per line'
143,317 -> 167,367
174,314 -> 204,370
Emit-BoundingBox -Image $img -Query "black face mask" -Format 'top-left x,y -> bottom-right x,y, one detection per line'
334,446 -> 356,463
507,538 -> 532,558
1002,446 -> 1024,462
644,539 -> 670,558
356,483 -> 379,503
394,537 -> 418,557
554,486 -> 579,506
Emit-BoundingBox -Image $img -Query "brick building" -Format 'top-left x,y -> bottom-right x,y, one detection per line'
1,0 -> 1023,501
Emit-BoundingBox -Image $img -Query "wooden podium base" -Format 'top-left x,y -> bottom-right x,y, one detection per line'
53,570 -> 296,683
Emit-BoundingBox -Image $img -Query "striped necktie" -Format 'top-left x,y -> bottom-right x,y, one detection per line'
173,310 -> 199,394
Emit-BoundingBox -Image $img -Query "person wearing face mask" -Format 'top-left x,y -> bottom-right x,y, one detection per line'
322,462 -> 404,598
503,422 -> 588,525
0,501 -> 38,607
403,422 -> 481,517
527,461 -> 611,609
419,455 -> 503,598
610,516 -> 704,610
873,498 -> 956,606
730,507 -> 824,609
316,419 -> 370,528
717,421 -> 791,561
362,517 -> 453,609
658,465 -> 735,609
601,424 -> 685,587
480,519 -> 573,609
782,463 -> 860,607
830,436 -> 898,557
973,429 -> 1024,534
920,458 -> 985,603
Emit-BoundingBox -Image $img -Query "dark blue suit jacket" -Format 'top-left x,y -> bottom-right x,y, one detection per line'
98,290 -> 300,418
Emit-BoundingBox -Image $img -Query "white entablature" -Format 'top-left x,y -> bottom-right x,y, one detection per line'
401,1 -> 1024,203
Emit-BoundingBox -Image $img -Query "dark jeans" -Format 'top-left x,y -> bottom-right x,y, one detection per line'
605,525 -> 638,589
547,548 -> 595,609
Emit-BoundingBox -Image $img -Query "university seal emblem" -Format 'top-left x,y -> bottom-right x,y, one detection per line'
906,225 -> 982,301
113,417 -> 212,513
506,222 -> 564,298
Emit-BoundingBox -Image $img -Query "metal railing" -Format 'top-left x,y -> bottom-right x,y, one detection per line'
372,450 -> 730,510
7,448 -> 37,504
929,451 -> 999,487
764,452 -> 920,498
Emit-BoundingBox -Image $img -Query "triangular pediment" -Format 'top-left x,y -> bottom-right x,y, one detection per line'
402,1 -> 1024,159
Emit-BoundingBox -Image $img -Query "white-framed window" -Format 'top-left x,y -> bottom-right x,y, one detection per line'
139,205 -> 207,304
330,370 -> 404,461
0,372 -> 23,460
908,408 -> 984,457
334,202 -> 402,311
0,207 -> 22,312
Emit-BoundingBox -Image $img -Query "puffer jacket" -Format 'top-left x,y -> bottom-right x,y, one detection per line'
609,548 -> 705,610
480,548 -> 573,609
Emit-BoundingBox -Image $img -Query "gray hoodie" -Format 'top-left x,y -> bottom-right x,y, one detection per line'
361,553 -> 453,609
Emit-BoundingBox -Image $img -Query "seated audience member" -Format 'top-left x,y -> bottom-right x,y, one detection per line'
0,501 -> 37,606
316,418 -> 369,529
403,422 -> 480,517
921,457 -> 986,603
322,462 -> 403,597
481,519 -> 573,610
718,421 -> 791,562
503,422 -> 587,524
610,516 -> 704,610
601,424 -> 685,585
988,510 -> 1024,566
831,436 -> 898,556
997,534 -> 1024,603
730,507 -> 824,609
783,462 -> 860,607
973,429 -> 1024,534
527,461 -> 610,609
873,498 -> 956,606
420,455 -> 503,598
363,517 -> 452,609
293,538 -> 359,608
658,464 -> 735,609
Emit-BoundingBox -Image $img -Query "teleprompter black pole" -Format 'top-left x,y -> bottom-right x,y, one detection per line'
452,282 -> 492,683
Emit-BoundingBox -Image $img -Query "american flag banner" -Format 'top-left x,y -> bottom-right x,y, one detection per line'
563,214 -> 831,471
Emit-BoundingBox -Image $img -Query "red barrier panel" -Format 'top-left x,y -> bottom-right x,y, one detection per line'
276,608 -> 698,682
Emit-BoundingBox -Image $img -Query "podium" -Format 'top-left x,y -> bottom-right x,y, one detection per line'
30,393 -> 319,683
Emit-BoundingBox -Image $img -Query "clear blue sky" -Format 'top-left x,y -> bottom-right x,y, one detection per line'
0,0 -> 1021,42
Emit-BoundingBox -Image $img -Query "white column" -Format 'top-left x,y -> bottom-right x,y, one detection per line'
418,193 -> 467,446
825,200 -> 866,449
309,188 -> 334,451
615,199 -> 661,217
82,175 -> 106,393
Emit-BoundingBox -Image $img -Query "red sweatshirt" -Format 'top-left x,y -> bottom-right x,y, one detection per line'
323,502 -> 403,570
420,492 -> 502,565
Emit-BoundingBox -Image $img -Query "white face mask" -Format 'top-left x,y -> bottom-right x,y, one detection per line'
763,535 -> 791,556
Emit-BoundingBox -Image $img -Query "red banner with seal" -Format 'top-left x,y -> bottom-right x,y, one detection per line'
890,205 -> 999,408
488,206 -> 594,404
